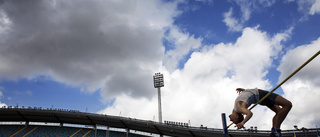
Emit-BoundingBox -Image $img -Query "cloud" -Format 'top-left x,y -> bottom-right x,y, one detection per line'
277,38 -> 320,83
223,8 -> 243,32
26,90 -> 32,96
0,89 -> 7,107
0,9 -> 10,33
277,37 -> 320,128
0,102 -> 6,108
289,0 -> 320,21
310,0 -> 320,15
223,0 -> 276,32
99,26 -> 291,129
163,26 -> 203,72
196,0 -> 214,5
0,0 -> 182,100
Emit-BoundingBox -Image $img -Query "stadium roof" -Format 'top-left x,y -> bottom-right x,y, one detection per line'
0,107 -> 318,137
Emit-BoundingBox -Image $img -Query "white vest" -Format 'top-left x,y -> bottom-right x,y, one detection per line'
234,88 -> 259,112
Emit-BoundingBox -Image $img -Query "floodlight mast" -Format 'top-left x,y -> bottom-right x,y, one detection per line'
153,72 -> 164,123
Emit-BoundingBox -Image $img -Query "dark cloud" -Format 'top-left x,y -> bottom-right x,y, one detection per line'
0,0 -> 176,99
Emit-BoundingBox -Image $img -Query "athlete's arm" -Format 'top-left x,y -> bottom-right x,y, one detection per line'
238,108 -> 252,128
235,103 -> 253,129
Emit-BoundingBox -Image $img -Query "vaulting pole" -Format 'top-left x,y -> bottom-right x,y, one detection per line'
228,49 -> 320,128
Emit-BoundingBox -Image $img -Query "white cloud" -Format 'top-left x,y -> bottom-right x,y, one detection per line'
26,90 -> 33,96
196,0 -> 214,5
98,94 -> 158,120
223,8 -> 243,32
277,37 -> 320,83
99,27 -> 291,129
223,0 -> 276,32
163,26 -> 203,72
0,102 -> 6,108
290,0 -> 320,20
310,0 -> 320,15
277,37 -> 320,128
281,80 -> 320,129
0,90 -> 7,108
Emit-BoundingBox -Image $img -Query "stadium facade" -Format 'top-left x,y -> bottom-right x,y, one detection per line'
0,106 -> 319,137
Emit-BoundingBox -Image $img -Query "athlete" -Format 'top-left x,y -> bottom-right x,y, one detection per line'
229,88 -> 292,137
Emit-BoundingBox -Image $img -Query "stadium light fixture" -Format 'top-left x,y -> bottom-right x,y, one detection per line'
153,72 -> 164,123
153,72 -> 164,88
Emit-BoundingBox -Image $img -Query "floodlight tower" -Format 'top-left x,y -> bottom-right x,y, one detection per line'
153,72 -> 164,123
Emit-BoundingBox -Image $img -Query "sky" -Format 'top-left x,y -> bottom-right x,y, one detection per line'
0,0 -> 320,130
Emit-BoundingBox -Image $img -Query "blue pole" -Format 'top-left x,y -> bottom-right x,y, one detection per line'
221,113 -> 228,136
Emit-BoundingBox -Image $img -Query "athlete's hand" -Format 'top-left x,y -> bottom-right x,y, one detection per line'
235,123 -> 244,130
236,88 -> 245,94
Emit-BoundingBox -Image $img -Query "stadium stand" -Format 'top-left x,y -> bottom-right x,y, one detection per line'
1,107 -> 319,137
0,125 -> 148,137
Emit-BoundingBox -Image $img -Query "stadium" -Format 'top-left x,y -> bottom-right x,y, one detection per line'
2,0 -> 320,137
0,106 -> 319,137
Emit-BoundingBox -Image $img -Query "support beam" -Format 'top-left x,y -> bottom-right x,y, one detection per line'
153,125 -> 163,136
221,113 -> 228,136
16,111 -> 28,122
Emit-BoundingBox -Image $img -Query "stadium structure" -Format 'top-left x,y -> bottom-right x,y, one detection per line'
1,106 -> 319,137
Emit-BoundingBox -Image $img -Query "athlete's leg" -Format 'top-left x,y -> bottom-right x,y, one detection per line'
268,105 -> 281,128
273,96 -> 292,129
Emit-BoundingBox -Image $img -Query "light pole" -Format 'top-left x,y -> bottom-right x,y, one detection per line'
153,72 -> 164,123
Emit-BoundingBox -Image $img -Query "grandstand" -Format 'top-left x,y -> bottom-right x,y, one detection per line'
0,106 -> 319,137
0,125 -> 145,137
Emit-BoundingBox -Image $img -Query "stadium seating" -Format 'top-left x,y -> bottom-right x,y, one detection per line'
0,125 -> 148,137
0,125 -> 23,137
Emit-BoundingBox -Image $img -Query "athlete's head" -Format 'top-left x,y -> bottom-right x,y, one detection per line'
229,111 -> 244,124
